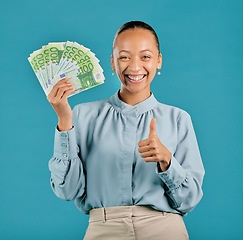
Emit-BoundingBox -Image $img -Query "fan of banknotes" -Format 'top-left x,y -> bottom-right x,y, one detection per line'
28,41 -> 105,97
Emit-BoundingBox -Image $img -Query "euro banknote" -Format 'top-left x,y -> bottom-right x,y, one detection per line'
28,41 -> 105,97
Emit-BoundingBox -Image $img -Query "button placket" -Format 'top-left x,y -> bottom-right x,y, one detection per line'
61,143 -> 67,148
61,133 -> 67,138
121,114 -> 136,205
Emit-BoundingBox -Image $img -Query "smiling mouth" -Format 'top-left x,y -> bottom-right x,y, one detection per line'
125,74 -> 146,81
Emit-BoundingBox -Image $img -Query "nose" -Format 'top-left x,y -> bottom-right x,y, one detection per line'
128,56 -> 142,72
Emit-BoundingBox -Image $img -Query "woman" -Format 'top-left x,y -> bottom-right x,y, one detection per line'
47,21 -> 205,240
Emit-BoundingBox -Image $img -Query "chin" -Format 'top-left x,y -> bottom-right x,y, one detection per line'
125,84 -> 150,95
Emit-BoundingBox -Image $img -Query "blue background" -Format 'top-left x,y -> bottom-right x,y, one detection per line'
1,0 -> 242,239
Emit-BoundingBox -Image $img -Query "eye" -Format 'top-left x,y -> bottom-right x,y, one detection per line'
119,56 -> 129,59
142,55 -> 150,59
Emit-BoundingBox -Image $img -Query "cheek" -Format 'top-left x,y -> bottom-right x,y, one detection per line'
115,61 -> 127,73
146,62 -> 157,74
114,62 -> 126,82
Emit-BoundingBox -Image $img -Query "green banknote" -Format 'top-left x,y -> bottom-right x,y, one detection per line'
28,41 -> 105,97
29,50 -> 50,94
47,42 -> 66,81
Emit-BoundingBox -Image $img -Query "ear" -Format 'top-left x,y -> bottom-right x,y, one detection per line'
157,52 -> 162,69
111,54 -> 115,70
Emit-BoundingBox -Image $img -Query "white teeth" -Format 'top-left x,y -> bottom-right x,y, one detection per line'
127,75 -> 145,80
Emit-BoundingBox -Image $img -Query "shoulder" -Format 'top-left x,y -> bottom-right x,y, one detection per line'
72,97 -> 110,117
155,100 -> 191,122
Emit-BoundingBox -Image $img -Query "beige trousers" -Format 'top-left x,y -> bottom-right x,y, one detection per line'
83,205 -> 189,240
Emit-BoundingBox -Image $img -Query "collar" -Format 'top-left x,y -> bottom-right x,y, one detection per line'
108,89 -> 159,117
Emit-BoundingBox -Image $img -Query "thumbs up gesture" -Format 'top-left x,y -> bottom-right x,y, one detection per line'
138,118 -> 172,172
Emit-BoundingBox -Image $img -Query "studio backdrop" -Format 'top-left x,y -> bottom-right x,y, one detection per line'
0,0 -> 242,239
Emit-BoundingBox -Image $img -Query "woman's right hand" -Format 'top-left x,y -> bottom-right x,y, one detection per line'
47,78 -> 74,131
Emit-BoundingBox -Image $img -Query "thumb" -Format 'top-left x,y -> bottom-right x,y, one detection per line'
149,118 -> 157,137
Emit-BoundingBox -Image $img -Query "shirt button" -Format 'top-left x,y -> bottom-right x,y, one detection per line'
63,153 -> 67,158
169,184 -> 175,189
63,160 -> 68,165
61,133 -> 67,137
163,174 -> 168,179
61,143 -> 67,147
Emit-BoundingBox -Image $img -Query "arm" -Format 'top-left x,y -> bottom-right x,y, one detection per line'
48,106 -> 86,201
155,111 -> 205,215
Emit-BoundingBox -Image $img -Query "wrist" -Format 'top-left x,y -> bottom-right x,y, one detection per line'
158,153 -> 171,172
158,161 -> 169,172
57,118 -> 73,132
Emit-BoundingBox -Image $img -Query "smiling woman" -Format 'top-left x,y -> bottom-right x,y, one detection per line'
111,23 -> 162,105
47,21 -> 205,240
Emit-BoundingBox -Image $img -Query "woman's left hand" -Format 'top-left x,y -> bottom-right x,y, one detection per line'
138,118 -> 172,172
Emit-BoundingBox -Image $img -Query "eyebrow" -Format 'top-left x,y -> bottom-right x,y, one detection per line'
119,49 -> 153,54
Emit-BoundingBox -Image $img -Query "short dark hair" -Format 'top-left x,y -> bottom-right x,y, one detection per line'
112,21 -> 160,54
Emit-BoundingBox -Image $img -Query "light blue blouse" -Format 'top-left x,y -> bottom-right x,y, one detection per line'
48,90 -> 205,216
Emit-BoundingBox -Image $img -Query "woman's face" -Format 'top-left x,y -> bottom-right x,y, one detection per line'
111,28 -> 162,95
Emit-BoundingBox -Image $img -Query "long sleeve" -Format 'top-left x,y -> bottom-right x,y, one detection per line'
46,90 -> 205,215
48,106 -> 86,201
155,111 -> 205,215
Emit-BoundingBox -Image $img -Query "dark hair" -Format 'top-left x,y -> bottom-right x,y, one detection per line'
112,21 -> 160,54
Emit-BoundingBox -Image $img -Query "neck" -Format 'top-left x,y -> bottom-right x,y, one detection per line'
118,88 -> 152,106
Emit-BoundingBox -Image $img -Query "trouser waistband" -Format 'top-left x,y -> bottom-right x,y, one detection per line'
89,205 -> 166,223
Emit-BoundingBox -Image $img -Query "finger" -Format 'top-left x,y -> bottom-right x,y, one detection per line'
138,138 -> 155,147
53,82 -> 73,97
56,81 -> 72,87
56,83 -> 73,92
48,80 -> 71,100
144,156 -> 159,162
149,118 -> 157,138
138,139 -> 149,147
138,145 -> 152,153
138,142 -> 156,153
53,78 -> 70,90
54,80 -> 72,90
58,77 -> 69,83
48,84 -> 61,99
55,85 -> 73,99
55,85 -> 74,99
140,149 -> 158,158
62,87 -> 74,99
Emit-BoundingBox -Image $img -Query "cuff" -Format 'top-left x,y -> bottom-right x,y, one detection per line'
155,155 -> 187,191
53,125 -> 79,160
